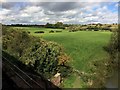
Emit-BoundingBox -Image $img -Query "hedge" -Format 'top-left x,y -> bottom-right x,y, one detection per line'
2,26 -> 71,79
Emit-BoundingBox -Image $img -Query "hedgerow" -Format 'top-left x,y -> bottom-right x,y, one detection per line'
2,26 -> 71,79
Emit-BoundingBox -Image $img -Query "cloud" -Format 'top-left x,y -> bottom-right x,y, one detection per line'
0,0 -> 6,2
115,3 -> 118,7
22,6 -> 42,13
2,2 -> 15,9
41,2 -> 80,12
1,0 -> 119,2
0,2 -> 118,24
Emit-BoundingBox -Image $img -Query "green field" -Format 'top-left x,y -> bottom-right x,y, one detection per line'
14,27 -> 112,87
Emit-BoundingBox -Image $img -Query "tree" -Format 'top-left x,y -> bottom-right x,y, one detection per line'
45,23 -> 53,28
54,22 -> 64,29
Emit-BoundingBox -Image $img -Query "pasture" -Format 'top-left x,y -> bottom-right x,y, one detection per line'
14,27 -> 112,87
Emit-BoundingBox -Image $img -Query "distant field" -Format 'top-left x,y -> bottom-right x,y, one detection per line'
13,27 -> 112,87
13,27 -> 63,35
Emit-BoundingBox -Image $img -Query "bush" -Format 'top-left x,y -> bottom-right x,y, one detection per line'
58,65 -> 72,77
27,31 -> 30,34
34,31 -> 44,33
2,26 -> 70,79
94,29 -> 99,31
69,29 -> 78,32
102,27 -> 111,31
49,30 -> 54,33
56,30 -> 62,33
104,31 -> 119,70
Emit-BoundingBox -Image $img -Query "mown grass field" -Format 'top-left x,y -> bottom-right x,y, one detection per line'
14,27 -> 112,87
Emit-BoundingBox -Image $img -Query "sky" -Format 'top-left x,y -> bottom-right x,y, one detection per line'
0,0 -> 119,25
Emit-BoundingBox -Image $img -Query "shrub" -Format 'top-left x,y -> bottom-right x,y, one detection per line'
27,31 -> 30,34
58,65 -> 72,77
56,30 -> 62,33
108,25 -> 112,27
102,27 -> 111,31
2,26 -> 70,79
104,31 -> 119,70
69,29 -> 77,32
34,31 -> 44,33
49,30 -> 54,33
94,29 -> 99,31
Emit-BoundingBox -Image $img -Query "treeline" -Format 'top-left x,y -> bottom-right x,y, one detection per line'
6,22 -> 68,29
67,24 -> 118,32
2,26 -> 72,79
4,22 -> 118,32
45,22 -> 67,29
7,24 -> 45,28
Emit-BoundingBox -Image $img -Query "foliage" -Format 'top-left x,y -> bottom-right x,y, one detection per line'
2,26 -> 70,79
67,24 -> 114,32
45,22 -> 65,29
34,31 -> 44,33
104,30 -> 119,70
54,22 -> 64,29
56,30 -> 62,33
49,30 -> 54,33
45,23 -> 54,28
3,25 -> 113,88
42,30 -> 111,88
58,65 -> 72,77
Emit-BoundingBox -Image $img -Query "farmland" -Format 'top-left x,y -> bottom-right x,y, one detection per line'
1,1 -> 119,89
12,27 -> 112,87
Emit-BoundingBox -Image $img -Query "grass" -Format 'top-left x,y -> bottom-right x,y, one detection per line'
43,31 -> 111,70
13,27 -> 63,35
13,27 -> 112,87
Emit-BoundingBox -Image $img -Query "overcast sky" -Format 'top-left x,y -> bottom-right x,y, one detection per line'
0,1 -> 118,24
